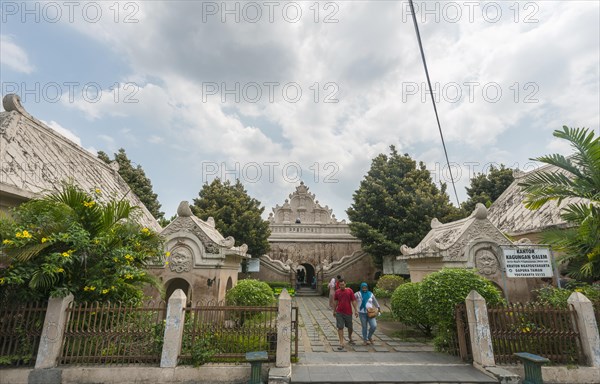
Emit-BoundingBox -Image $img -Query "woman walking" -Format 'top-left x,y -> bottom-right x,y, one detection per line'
354,282 -> 381,345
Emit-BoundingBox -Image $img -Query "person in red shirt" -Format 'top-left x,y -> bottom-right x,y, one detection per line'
333,279 -> 358,350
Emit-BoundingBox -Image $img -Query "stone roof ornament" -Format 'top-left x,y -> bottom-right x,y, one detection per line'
177,201 -> 193,217
2,94 -> 34,120
472,203 -> 488,220
206,217 -> 216,228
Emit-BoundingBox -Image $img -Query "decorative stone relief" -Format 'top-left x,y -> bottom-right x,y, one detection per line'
475,249 -> 499,275
162,217 -> 220,254
169,244 -> 193,273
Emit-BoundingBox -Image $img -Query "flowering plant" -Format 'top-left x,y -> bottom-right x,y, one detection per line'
0,184 -> 164,305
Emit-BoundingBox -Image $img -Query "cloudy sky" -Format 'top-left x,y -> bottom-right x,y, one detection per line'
1,0 -> 598,221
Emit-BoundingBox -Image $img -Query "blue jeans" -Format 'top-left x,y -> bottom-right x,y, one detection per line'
359,312 -> 377,341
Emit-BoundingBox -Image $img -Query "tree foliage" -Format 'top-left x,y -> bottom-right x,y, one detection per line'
98,148 -> 164,220
0,184 -> 165,305
461,164 -> 514,213
192,179 -> 271,258
346,146 -> 462,267
518,126 -> 600,281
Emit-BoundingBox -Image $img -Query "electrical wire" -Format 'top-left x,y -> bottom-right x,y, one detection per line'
408,0 -> 461,206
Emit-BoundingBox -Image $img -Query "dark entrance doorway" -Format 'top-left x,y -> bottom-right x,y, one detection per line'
166,278 -> 191,303
301,263 -> 316,289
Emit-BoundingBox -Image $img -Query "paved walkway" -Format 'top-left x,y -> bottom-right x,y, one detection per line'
291,296 -> 497,383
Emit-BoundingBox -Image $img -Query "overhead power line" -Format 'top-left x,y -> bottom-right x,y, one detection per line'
408,0 -> 461,206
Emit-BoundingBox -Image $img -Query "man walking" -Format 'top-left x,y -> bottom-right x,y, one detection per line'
333,279 -> 358,350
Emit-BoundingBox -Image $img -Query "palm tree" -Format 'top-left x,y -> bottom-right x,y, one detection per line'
518,126 -> 600,281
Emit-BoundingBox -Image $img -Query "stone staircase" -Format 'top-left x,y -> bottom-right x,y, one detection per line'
295,286 -> 321,297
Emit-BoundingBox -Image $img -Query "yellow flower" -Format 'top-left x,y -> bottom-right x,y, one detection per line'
21,230 -> 32,238
61,252 -> 70,257
575,288 -> 583,293
95,188 -> 101,194
84,286 -> 90,291
41,237 -> 49,243
124,254 -> 134,262
101,289 -> 109,294
89,286 -> 96,291
124,274 -> 134,280
141,227 -> 150,235
15,232 -> 22,238
83,200 -> 96,208
164,261 -> 169,266
2,239 -> 13,245
55,268 -> 64,273
165,251 -> 171,257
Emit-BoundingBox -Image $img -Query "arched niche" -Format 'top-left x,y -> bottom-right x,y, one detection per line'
166,277 -> 192,303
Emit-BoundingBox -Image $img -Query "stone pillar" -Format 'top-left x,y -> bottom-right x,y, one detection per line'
160,289 -> 186,368
35,294 -> 74,369
276,289 -> 292,368
567,292 -> 600,367
465,290 -> 495,368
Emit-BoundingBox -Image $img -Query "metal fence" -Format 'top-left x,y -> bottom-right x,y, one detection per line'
59,301 -> 166,365
179,302 -> 299,364
454,303 -> 472,362
180,301 -> 279,364
0,301 -> 47,368
488,302 -> 584,365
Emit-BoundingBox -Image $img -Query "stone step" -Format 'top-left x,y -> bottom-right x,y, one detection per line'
291,363 -> 498,383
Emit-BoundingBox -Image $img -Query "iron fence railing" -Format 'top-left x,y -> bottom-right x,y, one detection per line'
488,303 -> 584,365
0,301 -> 47,368
59,301 -> 166,365
180,301 -> 279,364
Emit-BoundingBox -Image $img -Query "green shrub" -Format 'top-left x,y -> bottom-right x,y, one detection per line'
374,275 -> 405,298
273,287 -> 295,296
266,281 -> 293,289
225,279 -> 275,306
390,282 -> 433,336
533,283 -> 600,309
420,268 -> 504,329
190,334 -> 218,366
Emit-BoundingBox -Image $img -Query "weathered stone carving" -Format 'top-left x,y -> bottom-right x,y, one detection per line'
169,245 -> 192,273
475,249 -> 499,275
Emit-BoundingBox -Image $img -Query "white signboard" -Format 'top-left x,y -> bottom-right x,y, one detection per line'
247,258 -> 260,272
502,246 -> 553,278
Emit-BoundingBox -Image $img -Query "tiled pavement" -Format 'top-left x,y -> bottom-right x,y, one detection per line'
291,296 -> 498,383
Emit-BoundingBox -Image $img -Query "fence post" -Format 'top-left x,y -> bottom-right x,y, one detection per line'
276,289 -> 292,368
465,290 -> 495,368
160,289 -> 187,368
567,292 -> 600,367
35,294 -> 74,369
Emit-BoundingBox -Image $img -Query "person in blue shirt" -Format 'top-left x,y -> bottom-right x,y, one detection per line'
354,282 -> 381,345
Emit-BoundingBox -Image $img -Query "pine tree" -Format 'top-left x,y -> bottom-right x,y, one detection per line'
97,149 -> 164,220
192,179 -> 271,257
346,146 -> 461,267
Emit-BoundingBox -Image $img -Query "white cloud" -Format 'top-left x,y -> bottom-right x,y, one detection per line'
0,35 -> 35,74
42,120 -> 82,146
14,0 -> 597,218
